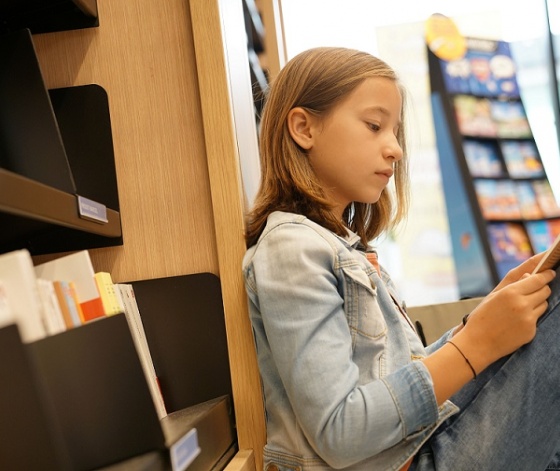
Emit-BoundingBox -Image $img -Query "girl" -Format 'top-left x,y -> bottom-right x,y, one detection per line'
243,47 -> 560,471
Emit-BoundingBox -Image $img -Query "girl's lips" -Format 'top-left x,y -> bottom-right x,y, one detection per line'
377,169 -> 394,179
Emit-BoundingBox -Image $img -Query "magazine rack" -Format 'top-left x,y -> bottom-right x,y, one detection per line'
0,30 -> 122,256
428,37 -> 560,297
0,315 -> 165,470
0,273 -> 237,470
0,323 -> 70,470
130,272 -> 233,413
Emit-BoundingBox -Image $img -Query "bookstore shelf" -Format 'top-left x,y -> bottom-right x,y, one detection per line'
429,37 -> 560,297
0,168 -> 121,238
0,28 -> 122,256
1,1 -> 251,469
0,250 -> 235,469
0,311 -> 236,470
0,168 -> 122,255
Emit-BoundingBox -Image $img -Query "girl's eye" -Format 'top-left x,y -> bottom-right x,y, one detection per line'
367,123 -> 381,132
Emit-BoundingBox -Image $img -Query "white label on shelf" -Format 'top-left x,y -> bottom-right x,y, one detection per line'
170,427 -> 201,471
77,195 -> 108,224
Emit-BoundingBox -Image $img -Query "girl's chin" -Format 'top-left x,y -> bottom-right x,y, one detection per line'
358,193 -> 384,205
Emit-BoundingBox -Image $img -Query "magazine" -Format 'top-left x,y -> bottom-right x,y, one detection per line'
463,140 -> 504,178
440,38 -> 520,97
487,222 -> 533,278
474,179 -> 521,220
501,140 -> 544,178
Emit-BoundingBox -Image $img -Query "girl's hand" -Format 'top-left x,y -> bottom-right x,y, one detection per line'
424,266 -> 554,405
493,252 -> 546,291
453,252 -> 548,337
456,268 -> 555,372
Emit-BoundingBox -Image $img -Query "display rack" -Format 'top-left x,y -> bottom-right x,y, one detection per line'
0,29 -> 122,256
429,37 -> 560,297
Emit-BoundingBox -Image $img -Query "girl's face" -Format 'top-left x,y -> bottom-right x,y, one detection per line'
306,77 -> 403,219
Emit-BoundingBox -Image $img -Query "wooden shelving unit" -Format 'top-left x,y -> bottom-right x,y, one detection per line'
0,0 -> 268,469
0,168 -> 121,253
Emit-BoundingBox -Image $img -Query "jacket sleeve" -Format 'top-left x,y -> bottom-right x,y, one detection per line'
425,328 -> 455,355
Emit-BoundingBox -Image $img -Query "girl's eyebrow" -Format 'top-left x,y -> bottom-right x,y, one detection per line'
364,106 -> 402,126
364,105 -> 389,115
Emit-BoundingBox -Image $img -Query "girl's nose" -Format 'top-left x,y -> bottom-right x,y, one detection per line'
385,136 -> 403,161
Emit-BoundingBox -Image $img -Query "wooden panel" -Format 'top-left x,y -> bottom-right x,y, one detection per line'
190,0 -> 266,467
224,450 -> 256,471
32,0 -> 219,282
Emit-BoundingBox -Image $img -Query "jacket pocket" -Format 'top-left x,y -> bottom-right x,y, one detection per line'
341,264 -> 387,339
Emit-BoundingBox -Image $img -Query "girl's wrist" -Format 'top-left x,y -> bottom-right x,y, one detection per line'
451,313 -> 470,337
446,340 -> 477,379
451,330 -> 495,377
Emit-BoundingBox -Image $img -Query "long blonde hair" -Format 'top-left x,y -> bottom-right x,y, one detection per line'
245,47 -> 409,247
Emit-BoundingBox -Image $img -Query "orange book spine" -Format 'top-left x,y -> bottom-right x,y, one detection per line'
53,281 -> 76,329
80,297 -> 106,322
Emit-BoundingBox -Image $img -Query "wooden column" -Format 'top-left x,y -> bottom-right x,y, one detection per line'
190,0 -> 266,467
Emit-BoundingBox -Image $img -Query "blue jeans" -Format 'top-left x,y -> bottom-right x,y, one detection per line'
411,273 -> 560,471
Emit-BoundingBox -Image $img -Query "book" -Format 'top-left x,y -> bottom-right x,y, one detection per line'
533,230 -> 560,273
34,250 -> 105,323
453,97 -> 531,140
532,180 -> 560,217
36,279 -> 66,335
491,99 -> 532,139
116,283 -> 167,419
440,39 -> 520,98
466,39 -> 519,98
547,219 -> 560,240
0,249 -> 47,343
514,181 -> 543,220
526,220 -> 554,254
440,56 -> 471,95
94,272 -> 123,316
453,95 -> 497,137
463,139 -> 504,178
487,222 -> 533,278
500,140 -> 544,178
0,281 -> 13,330
67,281 -> 85,324
474,179 -> 521,220
53,280 -> 82,329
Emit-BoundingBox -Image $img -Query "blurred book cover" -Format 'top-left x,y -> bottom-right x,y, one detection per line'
501,140 -> 544,178
440,38 -> 520,98
487,222 -> 533,278
463,139 -> 505,178
474,179 -> 521,220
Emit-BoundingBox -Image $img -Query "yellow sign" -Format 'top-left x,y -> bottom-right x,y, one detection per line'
425,13 -> 467,61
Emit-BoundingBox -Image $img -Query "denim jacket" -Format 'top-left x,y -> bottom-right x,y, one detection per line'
243,212 -> 458,471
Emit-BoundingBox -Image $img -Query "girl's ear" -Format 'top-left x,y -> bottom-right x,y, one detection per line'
287,107 -> 315,150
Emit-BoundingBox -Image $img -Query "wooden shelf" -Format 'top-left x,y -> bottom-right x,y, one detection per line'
0,168 -> 122,254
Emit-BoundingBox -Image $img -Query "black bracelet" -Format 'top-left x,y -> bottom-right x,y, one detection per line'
447,340 -> 477,380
